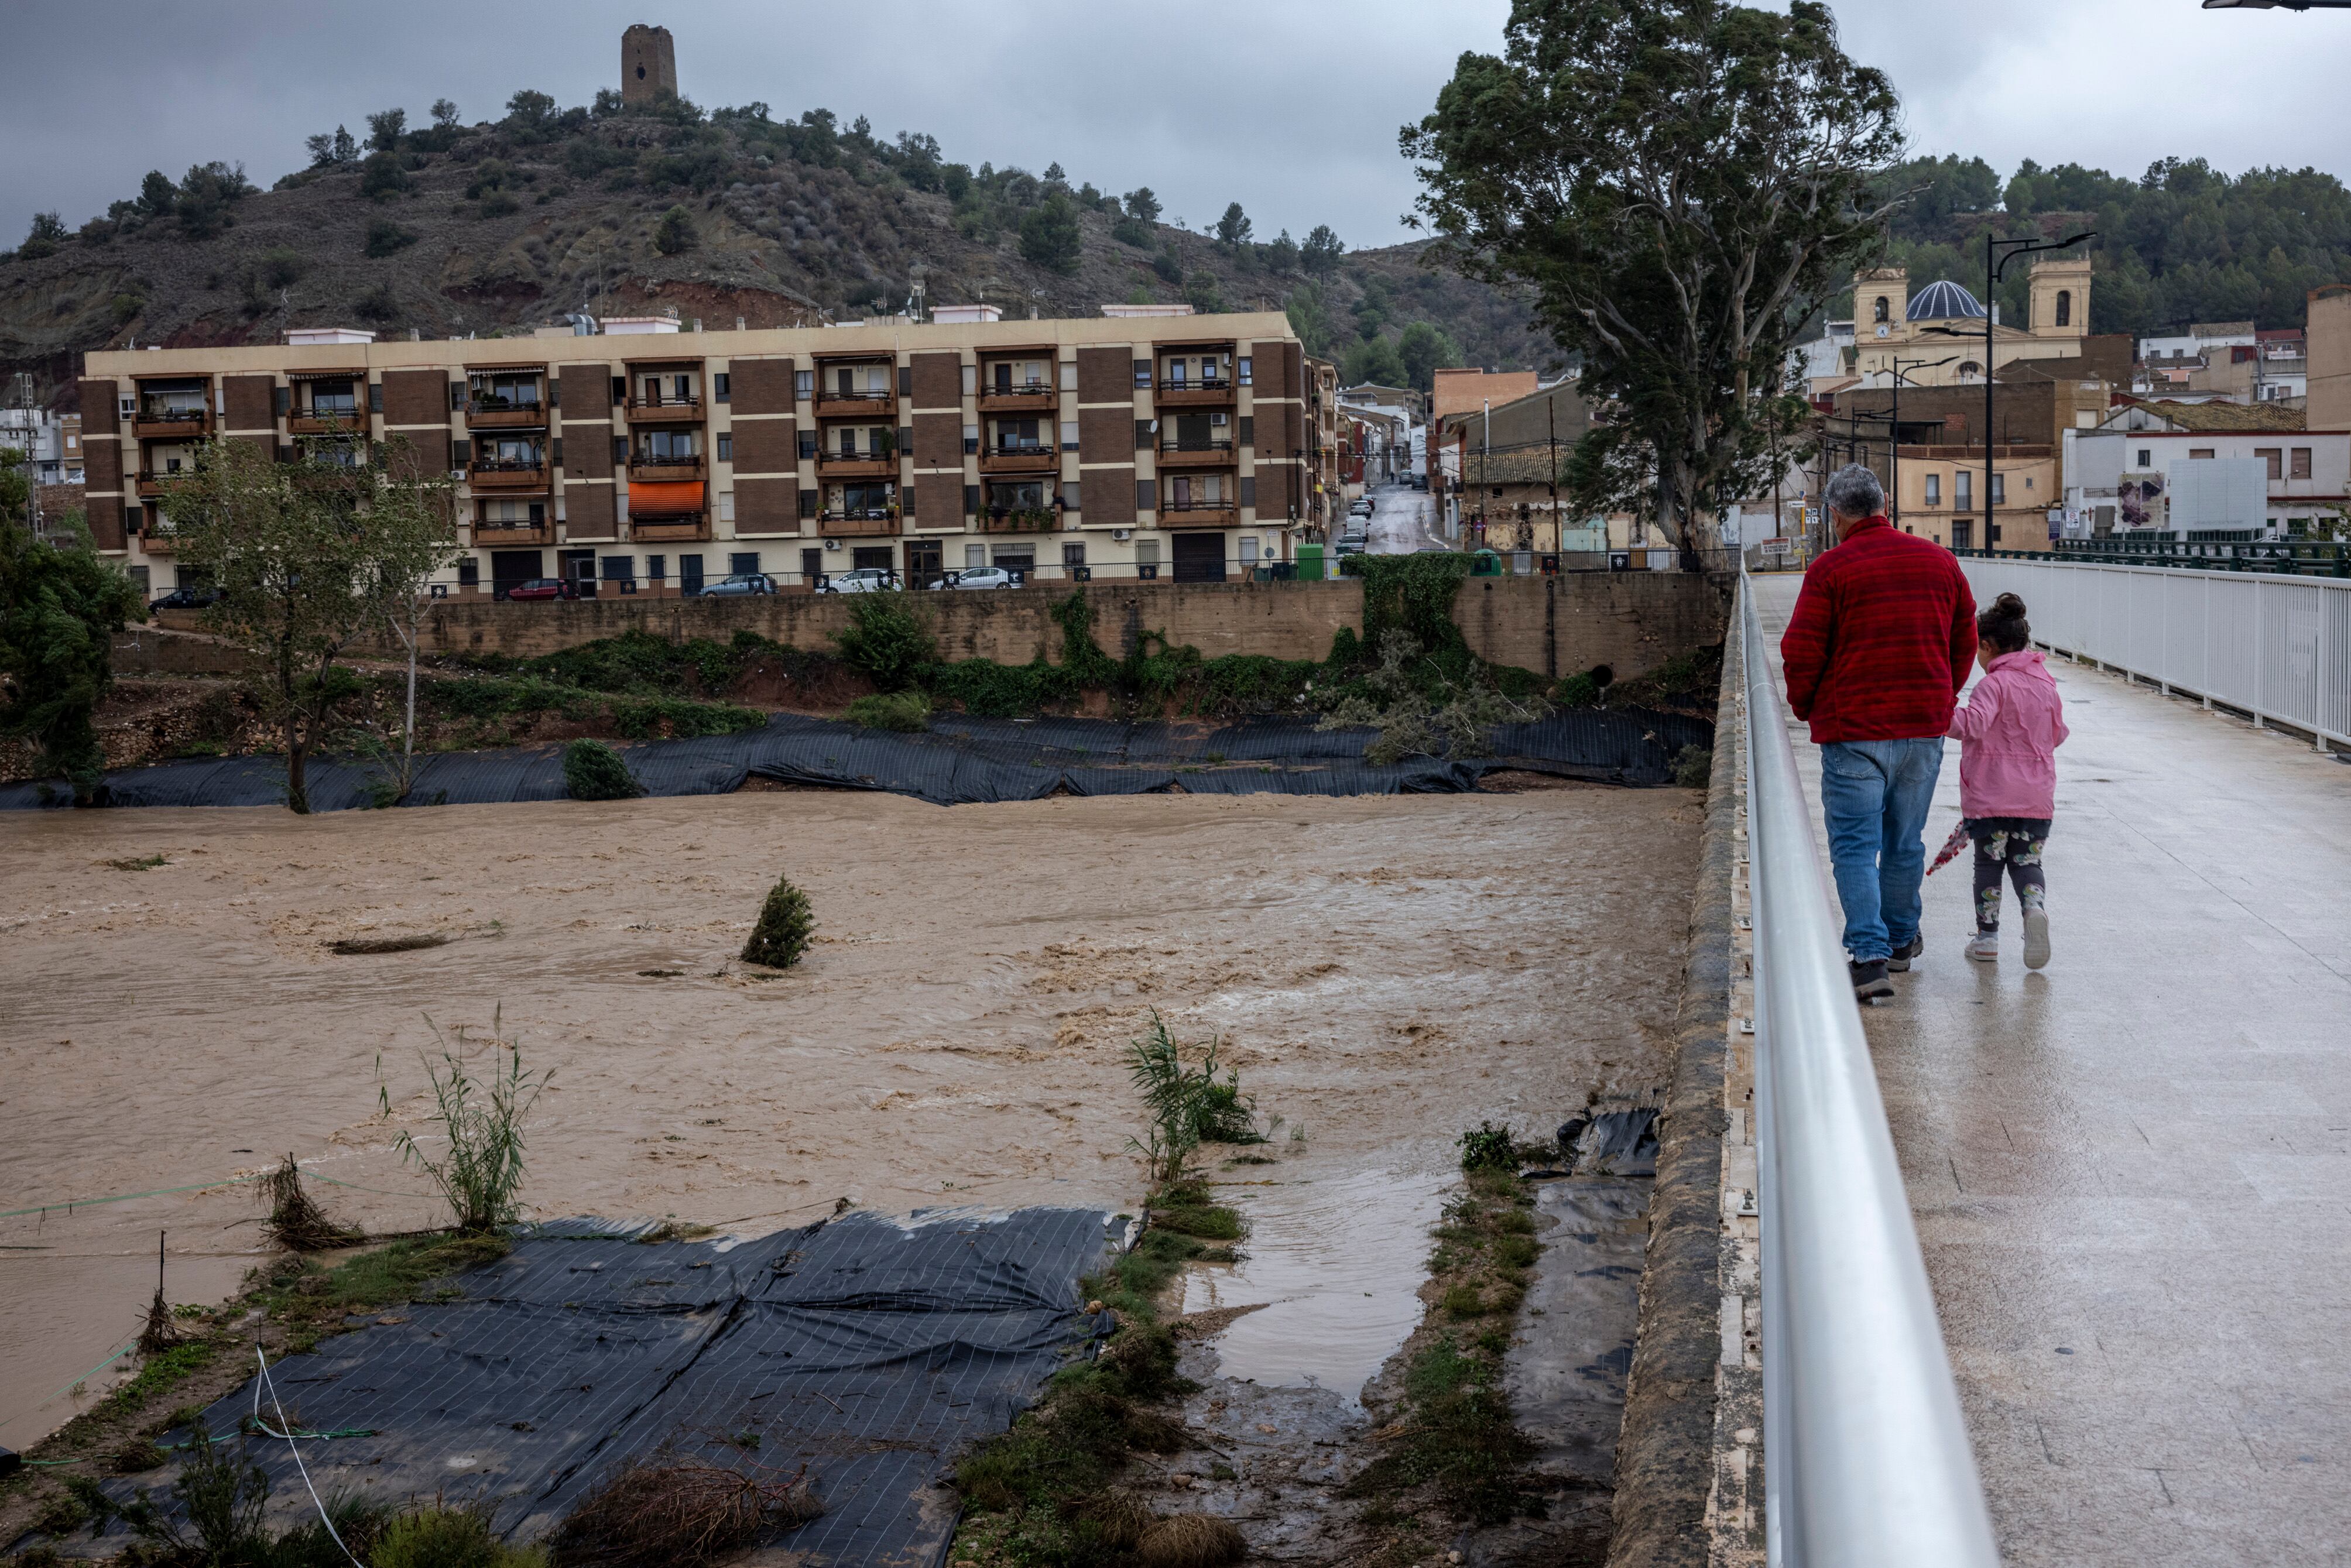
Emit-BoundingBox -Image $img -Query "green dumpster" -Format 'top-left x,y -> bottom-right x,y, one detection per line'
1296,544 -> 1325,581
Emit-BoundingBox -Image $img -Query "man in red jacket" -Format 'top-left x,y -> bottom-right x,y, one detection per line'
1781,465 -> 1978,1000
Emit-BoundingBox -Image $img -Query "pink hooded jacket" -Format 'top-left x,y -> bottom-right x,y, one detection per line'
1946,649 -> 2069,818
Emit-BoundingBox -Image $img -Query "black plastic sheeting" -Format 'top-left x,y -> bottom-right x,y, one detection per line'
0,708 -> 1711,813
84,1212 -> 1118,1568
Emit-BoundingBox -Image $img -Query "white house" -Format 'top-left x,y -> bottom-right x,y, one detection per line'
2066,399 -> 2348,537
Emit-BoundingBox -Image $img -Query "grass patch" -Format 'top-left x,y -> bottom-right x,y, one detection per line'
841,691 -> 931,732
253,1232 -> 514,1351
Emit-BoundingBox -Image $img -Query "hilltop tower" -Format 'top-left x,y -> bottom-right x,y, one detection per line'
622,25 -> 676,107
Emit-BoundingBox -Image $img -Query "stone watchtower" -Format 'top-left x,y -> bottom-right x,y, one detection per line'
621,25 -> 676,106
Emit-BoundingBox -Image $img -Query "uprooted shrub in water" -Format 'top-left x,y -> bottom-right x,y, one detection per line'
1317,629 -> 1549,765
740,874 -> 815,970
563,737 -> 642,801
1125,1010 -> 1262,1182
548,1457 -> 821,1568
380,1010 -> 548,1234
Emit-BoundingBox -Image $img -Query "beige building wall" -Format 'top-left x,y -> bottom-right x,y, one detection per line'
2308,285 -> 2351,432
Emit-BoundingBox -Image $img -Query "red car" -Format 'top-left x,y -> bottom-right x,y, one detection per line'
502,578 -> 593,602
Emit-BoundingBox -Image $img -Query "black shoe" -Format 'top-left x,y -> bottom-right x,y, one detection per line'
1850,959 -> 1895,1001
1886,936 -> 1923,973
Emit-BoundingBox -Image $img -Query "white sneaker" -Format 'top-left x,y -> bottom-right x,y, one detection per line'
1964,931 -> 2000,962
2022,907 -> 2051,970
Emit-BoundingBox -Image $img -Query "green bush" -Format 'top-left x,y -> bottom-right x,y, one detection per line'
1551,673 -> 1600,709
562,738 -> 641,800
1673,743 -> 1713,788
831,593 -> 934,691
372,1505 -> 543,1568
741,874 -> 815,969
843,691 -> 931,731
364,218 -> 418,258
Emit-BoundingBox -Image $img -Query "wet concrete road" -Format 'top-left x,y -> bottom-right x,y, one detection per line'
1363,483 -> 1447,554
1752,573 -> 2351,1565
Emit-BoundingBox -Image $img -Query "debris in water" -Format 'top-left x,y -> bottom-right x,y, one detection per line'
329,932 -> 450,955
262,1154 -> 362,1251
1555,1109 -> 1659,1177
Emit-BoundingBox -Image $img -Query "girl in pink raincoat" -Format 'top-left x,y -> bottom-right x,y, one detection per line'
1946,593 -> 2069,968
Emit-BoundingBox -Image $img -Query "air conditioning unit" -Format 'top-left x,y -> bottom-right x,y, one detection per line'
1111,529 -> 1132,542
821,538 -> 842,551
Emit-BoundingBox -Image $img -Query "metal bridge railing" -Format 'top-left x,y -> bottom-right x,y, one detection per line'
1958,556 -> 2351,751
1739,577 -> 2000,1567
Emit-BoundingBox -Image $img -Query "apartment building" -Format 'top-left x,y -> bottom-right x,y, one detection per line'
2068,399 -> 2347,538
80,307 -> 1310,597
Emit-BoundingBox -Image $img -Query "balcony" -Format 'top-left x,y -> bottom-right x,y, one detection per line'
978,444 -> 1059,475
976,379 -> 1057,414
133,406 -> 211,440
466,397 -> 548,430
468,459 -> 550,493
626,453 -> 707,484
1158,500 -> 1238,529
629,514 -> 711,543
978,507 -> 1058,534
625,394 -> 702,425
812,386 -> 896,419
816,448 -> 896,480
815,508 -> 900,538
472,521 -> 554,547
133,470 -> 192,500
1154,376 -> 1235,409
289,406 -> 365,435
1157,438 -> 1236,468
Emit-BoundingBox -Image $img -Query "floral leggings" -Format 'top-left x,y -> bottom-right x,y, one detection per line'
1971,818 -> 2051,933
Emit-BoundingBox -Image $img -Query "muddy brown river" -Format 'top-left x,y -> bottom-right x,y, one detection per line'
0,785 -> 1698,1449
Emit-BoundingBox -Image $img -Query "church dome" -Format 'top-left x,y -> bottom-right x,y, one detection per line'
1907,280 -> 1986,322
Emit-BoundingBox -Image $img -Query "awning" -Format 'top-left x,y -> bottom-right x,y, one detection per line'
467,365 -> 547,377
627,481 -> 705,516
286,368 -> 364,382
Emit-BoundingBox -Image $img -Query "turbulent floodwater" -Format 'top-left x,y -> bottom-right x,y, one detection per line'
0,785 -> 1698,1449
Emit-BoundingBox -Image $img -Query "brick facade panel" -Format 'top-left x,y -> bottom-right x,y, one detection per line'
86,492 -> 125,551
734,477 -> 801,535
85,433 -> 121,492
912,411 -> 963,472
1084,464 -> 1136,525
566,483 -> 616,537
78,378 -> 118,437
1079,406 -> 1135,466
382,369 -> 449,428
729,357 -> 796,416
910,351 -> 961,409
393,427 -> 452,478
732,417 -> 797,475
1077,346 -> 1131,405
223,375 -> 275,431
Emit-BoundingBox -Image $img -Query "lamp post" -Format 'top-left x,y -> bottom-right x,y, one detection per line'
1887,355 -> 1958,526
1927,230 -> 2093,551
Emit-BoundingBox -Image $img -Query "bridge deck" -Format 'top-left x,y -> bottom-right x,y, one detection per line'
1751,572 -> 2351,1565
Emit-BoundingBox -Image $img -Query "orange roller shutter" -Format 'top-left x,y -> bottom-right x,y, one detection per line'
628,481 -> 704,515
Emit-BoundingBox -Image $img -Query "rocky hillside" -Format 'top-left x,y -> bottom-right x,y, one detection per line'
0,93 -> 1550,406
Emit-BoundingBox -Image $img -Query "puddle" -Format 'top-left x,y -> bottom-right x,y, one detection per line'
1178,1161 -> 1449,1405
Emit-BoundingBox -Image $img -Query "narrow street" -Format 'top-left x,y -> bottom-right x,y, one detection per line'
1360,481 -> 1450,554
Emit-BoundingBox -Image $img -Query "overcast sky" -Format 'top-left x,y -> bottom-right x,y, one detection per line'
5,1 -> 2350,250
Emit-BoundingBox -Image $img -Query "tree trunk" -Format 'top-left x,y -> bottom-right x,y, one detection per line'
284,713 -> 310,815
399,603 -> 419,802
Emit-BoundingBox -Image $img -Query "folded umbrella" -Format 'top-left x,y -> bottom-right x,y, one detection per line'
1926,819 -> 1971,876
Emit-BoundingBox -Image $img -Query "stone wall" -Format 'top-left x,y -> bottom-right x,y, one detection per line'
157,574 -> 1730,681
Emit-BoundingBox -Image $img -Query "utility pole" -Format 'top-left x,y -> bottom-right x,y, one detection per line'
1547,397 -> 1560,554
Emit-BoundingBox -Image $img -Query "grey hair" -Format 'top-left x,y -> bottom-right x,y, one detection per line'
1824,463 -> 1884,520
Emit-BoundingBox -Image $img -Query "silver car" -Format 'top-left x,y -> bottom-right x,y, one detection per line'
927,567 -> 1017,590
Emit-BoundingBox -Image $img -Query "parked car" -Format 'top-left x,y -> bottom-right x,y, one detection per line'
148,585 -> 223,612
1349,497 -> 1374,517
698,573 -> 777,596
927,567 -> 1017,591
815,567 -> 897,593
1335,536 -> 1367,557
502,577 -> 583,602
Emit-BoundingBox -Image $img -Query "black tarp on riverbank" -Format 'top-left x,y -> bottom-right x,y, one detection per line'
73,1212 -> 1117,1568
0,707 -> 1711,812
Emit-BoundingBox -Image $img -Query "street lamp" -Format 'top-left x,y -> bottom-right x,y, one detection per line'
1924,229 -> 2094,551
1887,355 -> 1957,526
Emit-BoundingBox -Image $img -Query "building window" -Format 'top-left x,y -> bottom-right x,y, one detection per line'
2292,447 -> 2312,479
2257,447 -> 2283,480
1991,474 -> 2005,505
2189,448 -> 2215,460
1924,474 -> 1940,506
794,369 -> 813,400
2055,290 -> 2071,328
1133,360 -> 1153,389
960,364 -> 976,397
2137,449 -> 2152,469
713,373 -> 731,403
1238,356 -> 1252,386
716,433 -> 732,462
1873,296 -> 1889,324
1060,420 -> 1079,451
1956,471 -> 1972,509
729,553 -> 759,575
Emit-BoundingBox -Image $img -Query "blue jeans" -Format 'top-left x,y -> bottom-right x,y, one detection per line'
1818,738 -> 1945,963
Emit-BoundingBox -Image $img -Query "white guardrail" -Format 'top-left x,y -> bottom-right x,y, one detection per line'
1961,557 -> 2351,751
1739,578 -> 2000,1568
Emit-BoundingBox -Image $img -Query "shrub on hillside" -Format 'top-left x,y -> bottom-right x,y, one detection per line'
831,594 -> 934,692
562,738 -> 641,800
363,217 -> 417,258
741,875 -> 815,970
842,691 -> 931,732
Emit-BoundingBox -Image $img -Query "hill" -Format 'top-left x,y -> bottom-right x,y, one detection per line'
0,91 -> 1551,409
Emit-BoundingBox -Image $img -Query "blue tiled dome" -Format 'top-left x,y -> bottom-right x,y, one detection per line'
1907,280 -> 1986,321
